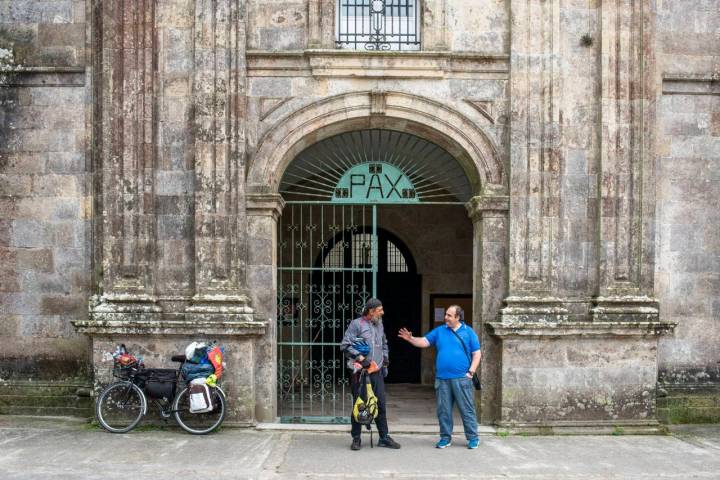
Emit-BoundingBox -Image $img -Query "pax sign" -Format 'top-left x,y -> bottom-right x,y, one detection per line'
333,163 -> 418,204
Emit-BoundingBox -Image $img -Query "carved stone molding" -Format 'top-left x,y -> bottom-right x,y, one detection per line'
488,320 -> 676,339
259,97 -> 294,121
499,295 -> 569,324
465,195 -> 510,223
662,74 -> 720,95
246,193 -> 286,221
370,90 -> 387,115
97,0 -> 159,309
591,295 -> 661,323
245,50 -> 510,79
73,318 -> 265,336
464,99 -> 495,124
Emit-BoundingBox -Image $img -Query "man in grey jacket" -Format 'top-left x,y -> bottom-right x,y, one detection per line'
340,298 -> 401,451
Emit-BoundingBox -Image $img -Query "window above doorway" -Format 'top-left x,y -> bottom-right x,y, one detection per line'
336,0 -> 421,51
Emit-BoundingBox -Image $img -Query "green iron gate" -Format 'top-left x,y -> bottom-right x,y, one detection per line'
276,129 -> 471,423
277,203 -> 378,423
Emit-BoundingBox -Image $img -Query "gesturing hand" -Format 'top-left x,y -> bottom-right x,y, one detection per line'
398,328 -> 413,341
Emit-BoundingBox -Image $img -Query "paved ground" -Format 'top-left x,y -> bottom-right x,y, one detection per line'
1,417 -> 719,479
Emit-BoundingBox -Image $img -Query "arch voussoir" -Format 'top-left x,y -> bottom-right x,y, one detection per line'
247,91 -> 506,195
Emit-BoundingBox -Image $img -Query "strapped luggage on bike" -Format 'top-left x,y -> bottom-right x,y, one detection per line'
136,369 -> 178,401
97,344 -> 228,435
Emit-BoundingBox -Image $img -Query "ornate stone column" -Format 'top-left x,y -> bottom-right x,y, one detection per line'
246,192 -> 285,422
502,0 -> 565,323
465,194 -> 509,424
187,0 -> 253,316
91,0 -> 161,318
592,0 -> 659,322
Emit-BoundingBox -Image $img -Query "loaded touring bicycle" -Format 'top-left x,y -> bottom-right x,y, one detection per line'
95,344 -> 226,435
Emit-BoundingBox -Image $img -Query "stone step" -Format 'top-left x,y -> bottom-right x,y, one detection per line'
0,381 -> 93,397
0,405 -> 92,417
0,394 -> 93,409
0,380 -> 94,418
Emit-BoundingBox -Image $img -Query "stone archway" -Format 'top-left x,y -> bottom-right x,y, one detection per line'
246,92 -> 509,423
247,90 -> 506,196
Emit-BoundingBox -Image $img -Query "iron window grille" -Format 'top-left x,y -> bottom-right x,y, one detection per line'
336,0 -> 421,51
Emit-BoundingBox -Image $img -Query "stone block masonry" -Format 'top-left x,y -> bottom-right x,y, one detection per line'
0,0 -> 91,415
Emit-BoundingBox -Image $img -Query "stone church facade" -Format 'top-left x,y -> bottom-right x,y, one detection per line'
0,1 -> 718,428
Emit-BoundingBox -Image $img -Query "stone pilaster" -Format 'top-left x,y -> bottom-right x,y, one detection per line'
593,0 -> 659,322
503,0 -> 565,322
188,0 -> 252,315
246,192 -> 285,422
93,0 -> 161,317
307,0 -> 336,49
466,194 -> 509,424
423,0 -> 449,50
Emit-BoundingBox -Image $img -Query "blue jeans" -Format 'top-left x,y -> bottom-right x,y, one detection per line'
435,377 -> 478,441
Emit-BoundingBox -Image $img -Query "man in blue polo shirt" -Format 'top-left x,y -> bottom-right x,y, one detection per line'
398,305 -> 481,449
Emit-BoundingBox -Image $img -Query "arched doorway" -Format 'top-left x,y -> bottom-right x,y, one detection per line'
276,129 -> 474,423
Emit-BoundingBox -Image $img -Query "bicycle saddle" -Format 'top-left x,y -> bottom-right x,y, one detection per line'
171,354 -> 186,363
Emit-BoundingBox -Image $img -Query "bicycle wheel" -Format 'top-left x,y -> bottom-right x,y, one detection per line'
173,385 -> 226,435
96,381 -> 146,433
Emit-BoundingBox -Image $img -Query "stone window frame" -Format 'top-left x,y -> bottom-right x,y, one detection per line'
308,0 -> 449,51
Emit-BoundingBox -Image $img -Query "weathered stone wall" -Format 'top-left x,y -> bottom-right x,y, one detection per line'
0,1 -> 91,416
0,1 -> 92,379
655,0 -> 720,422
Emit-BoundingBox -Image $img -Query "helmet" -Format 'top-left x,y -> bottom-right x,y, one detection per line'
354,402 -> 374,425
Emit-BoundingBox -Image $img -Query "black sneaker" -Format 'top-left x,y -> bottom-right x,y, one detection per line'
378,436 -> 401,449
351,437 -> 361,450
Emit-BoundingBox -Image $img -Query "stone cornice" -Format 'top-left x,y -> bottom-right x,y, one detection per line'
0,66 -> 86,87
662,73 -> 720,96
73,318 -> 267,336
246,49 -> 510,79
487,320 -> 677,338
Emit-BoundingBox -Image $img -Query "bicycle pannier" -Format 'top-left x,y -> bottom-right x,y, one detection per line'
189,378 -> 214,413
138,369 -> 177,401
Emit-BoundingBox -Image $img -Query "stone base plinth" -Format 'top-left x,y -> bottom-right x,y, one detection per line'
488,321 -> 676,426
74,316 -> 267,425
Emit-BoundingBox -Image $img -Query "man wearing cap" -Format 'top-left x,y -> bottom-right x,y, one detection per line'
398,305 -> 481,449
340,298 -> 401,451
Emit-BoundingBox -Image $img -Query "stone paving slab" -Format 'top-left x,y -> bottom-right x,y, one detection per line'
0,417 -> 719,479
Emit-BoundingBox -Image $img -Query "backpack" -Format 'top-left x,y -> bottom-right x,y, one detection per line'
352,371 -> 379,447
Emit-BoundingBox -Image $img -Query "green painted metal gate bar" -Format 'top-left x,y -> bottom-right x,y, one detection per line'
277,202 -> 378,423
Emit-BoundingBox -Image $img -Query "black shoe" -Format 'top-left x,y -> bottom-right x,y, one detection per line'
351,437 -> 361,450
378,436 -> 401,449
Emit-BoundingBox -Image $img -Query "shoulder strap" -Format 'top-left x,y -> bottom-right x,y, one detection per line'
449,326 -> 472,364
